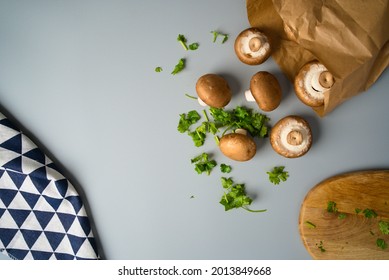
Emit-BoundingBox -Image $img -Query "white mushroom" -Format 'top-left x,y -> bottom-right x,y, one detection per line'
234,28 -> 271,65
270,116 -> 312,158
294,61 -> 335,107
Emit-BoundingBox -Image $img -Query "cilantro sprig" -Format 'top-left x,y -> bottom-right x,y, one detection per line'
211,30 -> 229,43
191,153 -> 217,175
267,166 -> 289,185
171,58 -> 185,75
177,34 -> 199,51
219,177 -> 266,213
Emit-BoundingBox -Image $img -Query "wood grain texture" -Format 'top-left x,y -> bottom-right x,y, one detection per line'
299,170 -> 389,259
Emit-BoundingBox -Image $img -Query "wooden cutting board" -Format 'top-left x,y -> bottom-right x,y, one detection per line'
299,170 -> 389,259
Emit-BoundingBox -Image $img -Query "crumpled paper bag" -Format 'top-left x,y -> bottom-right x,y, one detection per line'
246,0 -> 389,116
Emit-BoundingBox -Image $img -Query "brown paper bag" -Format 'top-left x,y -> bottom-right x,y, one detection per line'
246,0 -> 389,116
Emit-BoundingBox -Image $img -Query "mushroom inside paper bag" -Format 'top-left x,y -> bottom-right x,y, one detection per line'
246,0 -> 389,116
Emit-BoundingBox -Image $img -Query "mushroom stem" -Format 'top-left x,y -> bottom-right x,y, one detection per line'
245,89 -> 256,102
198,98 -> 208,107
234,128 -> 248,135
287,130 -> 303,146
249,37 -> 262,52
319,71 -> 334,89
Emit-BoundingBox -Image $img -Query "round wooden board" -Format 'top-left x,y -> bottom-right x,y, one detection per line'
299,170 -> 389,259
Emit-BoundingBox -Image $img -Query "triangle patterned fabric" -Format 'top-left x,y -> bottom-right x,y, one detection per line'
0,112 -> 99,260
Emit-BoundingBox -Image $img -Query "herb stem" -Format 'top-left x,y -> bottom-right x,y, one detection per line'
202,109 -> 210,122
185,93 -> 197,100
242,206 -> 267,213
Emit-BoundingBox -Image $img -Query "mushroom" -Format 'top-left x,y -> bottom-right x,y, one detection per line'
196,74 -> 232,108
219,129 -> 256,161
294,61 -> 335,107
270,115 -> 312,158
244,71 -> 282,112
234,28 -> 271,65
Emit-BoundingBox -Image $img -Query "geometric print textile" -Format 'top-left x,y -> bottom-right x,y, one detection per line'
0,112 -> 99,260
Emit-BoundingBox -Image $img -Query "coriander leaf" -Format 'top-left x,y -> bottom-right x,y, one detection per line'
211,31 -> 218,42
210,30 -> 229,43
376,238 -> 387,250
177,110 -> 201,133
363,208 -> 378,218
189,42 -> 199,50
171,58 -> 185,75
191,153 -> 217,175
267,166 -> 289,185
220,163 -> 232,173
177,34 -> 188,50
219,177 -> 266,213
155,66 -> 163,72
221,34 -> 229,44
188,130 -> 206,147
304,221 -> 316,229
379,220 -> 389,235
327,201 -> 338,213
316,241 -> 326,252
338,213 -> 347,219
209,107 -> 233,127
355,208 -> 362,214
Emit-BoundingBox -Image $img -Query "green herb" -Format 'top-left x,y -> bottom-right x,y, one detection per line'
378,220 -> 389,235
177,34 -> 188,50
355,208 -> 362,214
177,110 -> 201,133
185,93 -> 197,100
188,42 -> 199,50
220,164 -> 232,173
327,201 -> 338,213
338,213 -> 347,219
188,130 -> 206,147
316,241 -> 326,252
190,195 -> 195,199
219,177 -> 266,213
363,208 -> 378,219
155,66 -> 163,72
171,58 -> 185,75
304,221 -> 316,229
267,166 -> 289,185
191,153 -> 217,175
211,30 -> 229,43
376,238 -> 387,250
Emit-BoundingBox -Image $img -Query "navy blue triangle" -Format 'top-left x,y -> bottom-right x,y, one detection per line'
0,228 -> 18,247
57,212 -> 76,232
8,209 -> 31,228
55,179 -> 68,197
31,250 -> 53,260
29,167 -> 50,194
66,195 -> 83,214
8,171 -> 27,189
88,237 -> 98,256
77,216 -> 91,236
0,169 -> 5,178
44,231 -> 65,251
23,148 -> 45,164
33,210 -> 54,230
46,162 -> 61,173
0,133 -> 22,154
20,229 -> 42,249
2,156 -> 22,173
55,252 -> 74,260
0,118 -> 20,131
20,191 -> 40,209
42,195 -> 62,211
0,189 -> 18,207
67,234 -> 86,255
0,208 -> 5,219
6,248 -> 29,260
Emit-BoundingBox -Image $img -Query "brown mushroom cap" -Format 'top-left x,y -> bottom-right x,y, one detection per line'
270,115 -> 312,158
196,74 -> 232,108
249,71 -> 282,112
294,61 -> 335,107
219,132 -> 256,161
234,28 -> 271,65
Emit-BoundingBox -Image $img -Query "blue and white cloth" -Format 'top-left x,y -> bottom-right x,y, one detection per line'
0,112 -> 99,260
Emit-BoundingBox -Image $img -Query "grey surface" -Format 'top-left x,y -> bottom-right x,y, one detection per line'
0,0 -> 388,260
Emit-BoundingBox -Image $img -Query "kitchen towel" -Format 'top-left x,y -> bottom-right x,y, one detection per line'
0,112 -> 99,260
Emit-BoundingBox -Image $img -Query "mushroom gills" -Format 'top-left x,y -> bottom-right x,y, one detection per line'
240,32 -> 270,58
304,64 -> 333,100
279,122 -> 310,153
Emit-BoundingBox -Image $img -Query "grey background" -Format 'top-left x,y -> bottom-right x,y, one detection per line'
0,0 -> 388,260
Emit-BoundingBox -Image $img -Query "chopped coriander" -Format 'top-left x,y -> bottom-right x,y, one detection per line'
376,238 -> 387,250
188,130 -> 206,147
190,195 -> 195,199
220,163 -> 232,173
177,110 -> 201,133
355,208 -> 362,214
185,93 -> 197,100
316,241 -> 326,252
267,166 -> 289,185
363,208 -> 378,219
304,221 -> 316,229
188,42 -> 199,50
191,153 -> 217,175
338,213 -> 347,219
327,201 -> 338,213
177,34 -> 188,50
378,220 -> 389,235
219,177 -> 266,213
171,58 -> 185,75
210,30 -> 229,43
155,66 -> 163,72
